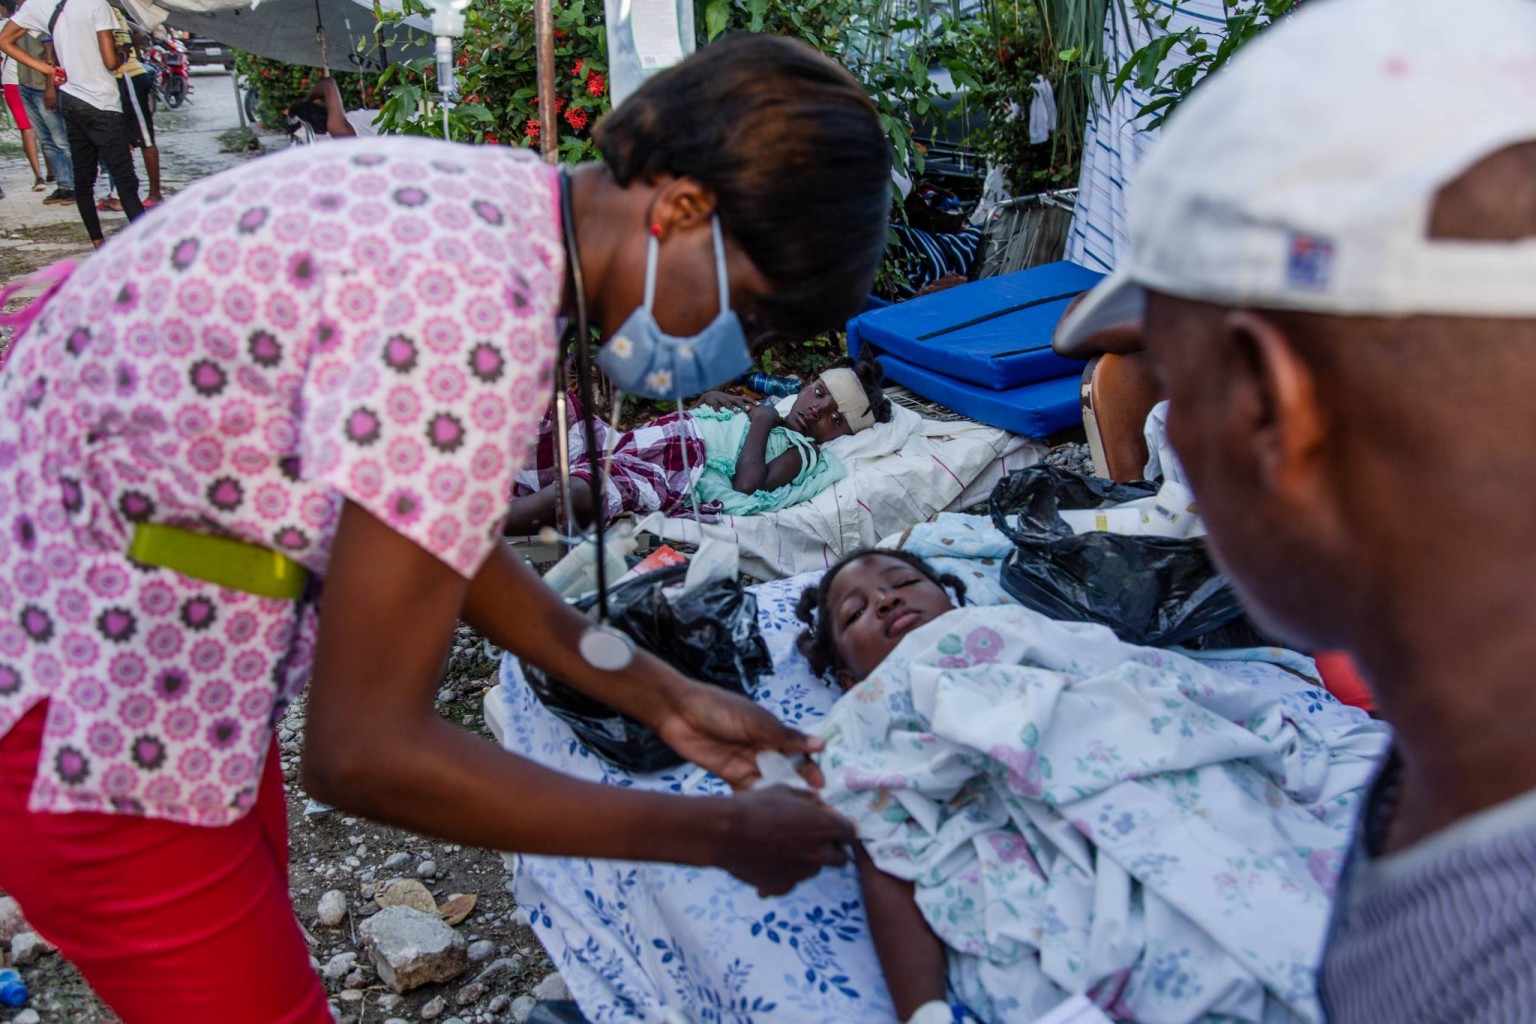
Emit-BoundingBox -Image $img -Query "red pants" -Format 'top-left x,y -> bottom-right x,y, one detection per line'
2,84 -> 30,132
0,703 -> 330,1023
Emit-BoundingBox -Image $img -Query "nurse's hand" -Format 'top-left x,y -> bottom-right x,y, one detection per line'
656,682 -> 827,790
717,786 -> 854,896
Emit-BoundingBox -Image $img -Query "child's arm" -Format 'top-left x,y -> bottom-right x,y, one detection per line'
696,390 -> 756,414
856,845 -> 948,1021
732,403 -> 804,493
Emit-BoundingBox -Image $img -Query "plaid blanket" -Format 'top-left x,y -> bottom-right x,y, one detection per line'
514,397 -> 706,519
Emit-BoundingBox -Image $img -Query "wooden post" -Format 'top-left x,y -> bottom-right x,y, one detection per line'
535,0 -> 558,162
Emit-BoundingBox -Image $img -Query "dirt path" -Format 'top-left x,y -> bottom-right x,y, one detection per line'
1,68 -> 269,281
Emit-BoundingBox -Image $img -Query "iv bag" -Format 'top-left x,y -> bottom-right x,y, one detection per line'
604,0 -> 696,107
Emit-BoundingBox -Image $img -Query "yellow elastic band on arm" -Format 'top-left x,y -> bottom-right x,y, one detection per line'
129,523 -> 307,601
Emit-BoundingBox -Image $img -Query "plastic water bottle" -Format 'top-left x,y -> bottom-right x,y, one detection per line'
742,372 -> 802,397
0,968 -> 27,1009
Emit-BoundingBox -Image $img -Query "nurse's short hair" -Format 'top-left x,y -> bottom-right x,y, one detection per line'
594,34 -> 891,342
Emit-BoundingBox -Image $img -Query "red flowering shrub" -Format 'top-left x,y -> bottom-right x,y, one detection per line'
374,0 -> 609,160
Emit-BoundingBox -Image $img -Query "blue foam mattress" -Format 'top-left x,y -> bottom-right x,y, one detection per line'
847,261 -> 1103,391
876,353 -> 1083,438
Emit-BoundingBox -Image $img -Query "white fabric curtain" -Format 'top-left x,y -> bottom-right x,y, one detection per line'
1065,0 -> 1232,273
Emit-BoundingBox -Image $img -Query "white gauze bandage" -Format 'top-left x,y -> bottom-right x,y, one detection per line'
818,367 -> 876,434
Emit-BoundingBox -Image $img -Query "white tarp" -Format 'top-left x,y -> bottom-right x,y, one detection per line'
1066,0 -> 1230,273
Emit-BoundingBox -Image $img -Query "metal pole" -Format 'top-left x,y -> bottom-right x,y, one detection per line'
536,0 -> 564,529
534,0 -> 557,162
232,70 -> 248,133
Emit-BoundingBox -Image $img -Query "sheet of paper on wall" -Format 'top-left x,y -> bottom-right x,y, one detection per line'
631,0 -> 685,69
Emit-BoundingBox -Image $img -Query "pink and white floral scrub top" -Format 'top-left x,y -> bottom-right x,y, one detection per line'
0,140 -> 564,826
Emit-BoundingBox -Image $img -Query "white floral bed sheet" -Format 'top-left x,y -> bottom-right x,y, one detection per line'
494,544 -> 1384,1024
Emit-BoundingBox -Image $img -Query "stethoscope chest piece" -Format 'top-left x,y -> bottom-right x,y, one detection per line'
580,623 -> 636,672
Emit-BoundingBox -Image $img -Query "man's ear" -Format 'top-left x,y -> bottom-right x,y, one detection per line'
647,177 -> 718,239
1220,310 -> 1329,503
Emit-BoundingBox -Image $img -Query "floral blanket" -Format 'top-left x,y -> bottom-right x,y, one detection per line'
497,561 -> 1387,1024
821,605 -> 1390,1024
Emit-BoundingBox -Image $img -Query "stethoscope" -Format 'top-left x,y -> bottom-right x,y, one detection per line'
556,168 -> 637,673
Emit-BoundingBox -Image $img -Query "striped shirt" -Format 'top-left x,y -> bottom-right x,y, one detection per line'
887,222 -> 982,297
1320,752 -> 1536,1023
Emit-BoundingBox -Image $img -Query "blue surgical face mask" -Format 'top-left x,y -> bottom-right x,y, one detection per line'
596,216 -> 752,400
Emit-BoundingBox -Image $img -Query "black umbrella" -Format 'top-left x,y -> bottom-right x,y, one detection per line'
162,0 -> 431,73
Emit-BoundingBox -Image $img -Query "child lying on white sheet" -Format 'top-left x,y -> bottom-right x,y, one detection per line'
795,550 -> 1388,1024
504,358 -> 893,535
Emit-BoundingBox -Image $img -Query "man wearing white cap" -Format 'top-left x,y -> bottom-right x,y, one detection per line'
1055,0 -> 1536,1019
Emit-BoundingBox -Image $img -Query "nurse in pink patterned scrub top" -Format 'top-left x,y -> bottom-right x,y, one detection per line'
0,37 -> 892,1023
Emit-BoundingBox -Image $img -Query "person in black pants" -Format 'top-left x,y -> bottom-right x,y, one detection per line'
0,0 -> 144,246
59,90 -> 145,241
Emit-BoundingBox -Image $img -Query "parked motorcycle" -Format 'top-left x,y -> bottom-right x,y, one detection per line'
142,35 -> 191,110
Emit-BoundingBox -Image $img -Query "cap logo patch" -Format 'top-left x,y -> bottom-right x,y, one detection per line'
1287,232 -> 1335,291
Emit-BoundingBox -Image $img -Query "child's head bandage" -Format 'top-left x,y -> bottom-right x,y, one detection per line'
819,367 -> 876,434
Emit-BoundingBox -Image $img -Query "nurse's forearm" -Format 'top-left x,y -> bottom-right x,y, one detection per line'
303,501 -> 719,862
461,542 -> 690,726
306,700 -> 734,863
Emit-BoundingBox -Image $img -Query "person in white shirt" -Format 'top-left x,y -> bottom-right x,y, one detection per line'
0,0 -> 144,244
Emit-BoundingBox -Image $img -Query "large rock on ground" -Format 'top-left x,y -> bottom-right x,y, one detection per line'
358,905 -> 468,994
11,930 -> 57,966
0,897 -> 28,945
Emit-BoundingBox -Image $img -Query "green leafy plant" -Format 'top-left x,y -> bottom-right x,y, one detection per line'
1021,0 -> 1130,181
698,0 -> 979,173
944,0 -> 1131,192
1114,0 -> 1298,129
374,0 -> 610,157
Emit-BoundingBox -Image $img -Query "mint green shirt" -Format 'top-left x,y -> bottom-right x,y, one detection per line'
687,407 -> 846,516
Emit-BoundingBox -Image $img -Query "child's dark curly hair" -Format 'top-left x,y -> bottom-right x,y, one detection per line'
821,355 -> 894,426
794,548 -> 966,679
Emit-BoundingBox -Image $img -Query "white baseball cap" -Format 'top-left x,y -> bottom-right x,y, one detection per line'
1056,0 -> 1536,350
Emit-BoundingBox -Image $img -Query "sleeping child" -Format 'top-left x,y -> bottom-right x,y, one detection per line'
795,550 -> 1388,1024
504,356 -> 893,535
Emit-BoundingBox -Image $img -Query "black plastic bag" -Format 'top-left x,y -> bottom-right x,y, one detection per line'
989,467 -> 1246,647
523,563 -> 772,773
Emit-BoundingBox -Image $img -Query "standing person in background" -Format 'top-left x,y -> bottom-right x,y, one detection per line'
0,0 -> 145,246
96,8 -> 159,208
0,0 -> 45,195
8,0 -> 75,206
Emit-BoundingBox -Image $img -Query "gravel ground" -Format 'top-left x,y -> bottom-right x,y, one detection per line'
2,630 -> 567,1024
1043,440 -> 1094,477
